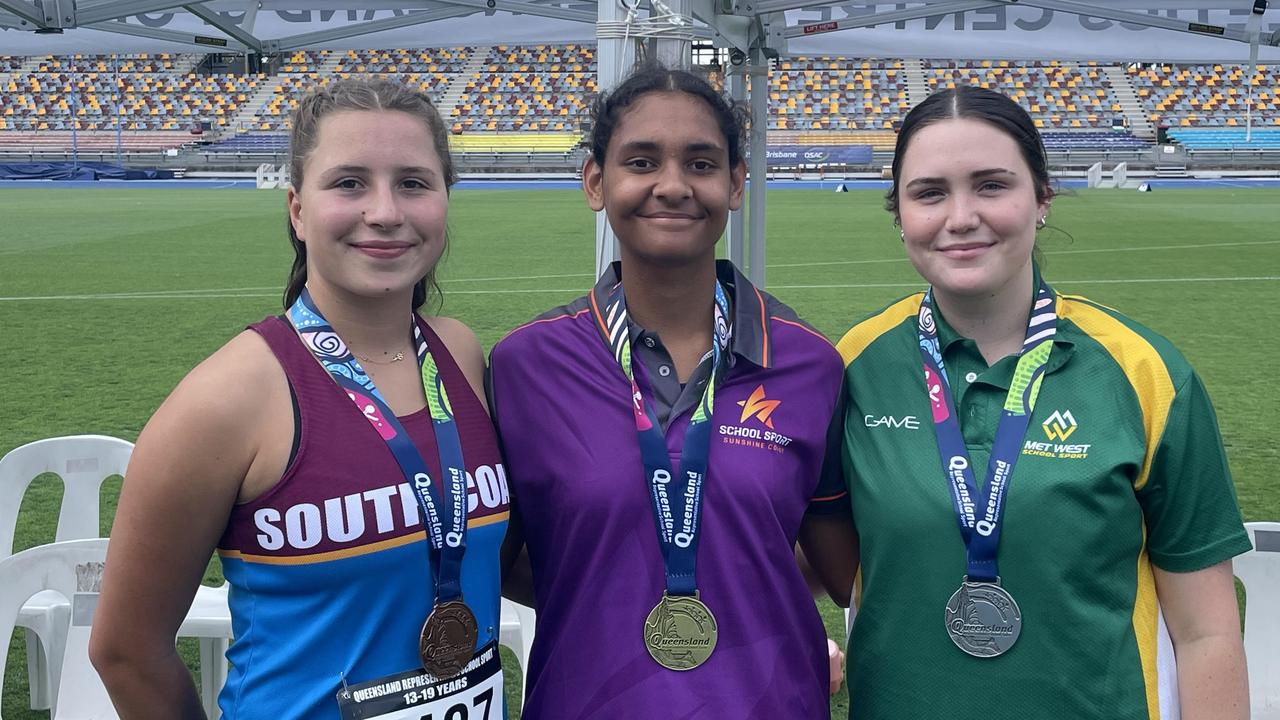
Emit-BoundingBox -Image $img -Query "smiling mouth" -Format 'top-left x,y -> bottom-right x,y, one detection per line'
641,213 -> 703,222
939,242 -> 994,255
352,242 -> 413,258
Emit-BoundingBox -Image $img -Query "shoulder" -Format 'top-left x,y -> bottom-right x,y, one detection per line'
835,293 -> 925,368
755,289 -> 842,372
135,329 -> 287,480
184,329 -> 288,415
423,315 -> 487,402
490,294 -> 594,362
425,315 -> 482,361
1057,293 -> 1195,388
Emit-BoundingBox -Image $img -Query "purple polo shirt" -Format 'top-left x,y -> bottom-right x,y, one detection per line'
489,261 -> 846,719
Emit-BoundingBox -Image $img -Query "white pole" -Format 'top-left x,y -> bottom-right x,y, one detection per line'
726,61 -> 746,270
747,48 -> 768,289
594,0 -> 635,277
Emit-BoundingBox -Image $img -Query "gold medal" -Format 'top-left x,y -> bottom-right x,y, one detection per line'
643,593 -> 718,670
419,599 -> 478,678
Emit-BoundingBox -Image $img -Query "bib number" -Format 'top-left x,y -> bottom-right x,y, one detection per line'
337,642 -> 503,720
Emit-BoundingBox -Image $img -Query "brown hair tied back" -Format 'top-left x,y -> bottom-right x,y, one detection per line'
282,77 -> 457,310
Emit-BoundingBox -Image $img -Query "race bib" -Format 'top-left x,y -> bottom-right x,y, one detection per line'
337,642 -> 503,720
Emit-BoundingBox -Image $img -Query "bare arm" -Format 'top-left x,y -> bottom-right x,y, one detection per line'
91,332 -> 288,718
797,512 -> 859,608
1154,560 -> 1249,720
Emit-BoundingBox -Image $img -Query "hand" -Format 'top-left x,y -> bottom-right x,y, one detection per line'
828,638 -> 846,696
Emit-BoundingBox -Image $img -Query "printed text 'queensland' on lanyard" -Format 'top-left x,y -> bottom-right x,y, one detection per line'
917,280 -> 1057,583
602,281 -> 731,597
289,288 -> 468,602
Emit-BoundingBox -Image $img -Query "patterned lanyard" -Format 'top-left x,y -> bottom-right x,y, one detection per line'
917,280 -> 1057,582
602,280 -> 731,596
288,288 -> 469,602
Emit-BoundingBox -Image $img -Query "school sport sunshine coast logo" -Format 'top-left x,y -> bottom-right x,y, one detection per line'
1022,409 -> 1091,460
720,385 -> 793,453
736,385 -> 780,428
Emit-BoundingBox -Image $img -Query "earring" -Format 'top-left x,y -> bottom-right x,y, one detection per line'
899,229 -> 905,242
1036,215 -> 1047,229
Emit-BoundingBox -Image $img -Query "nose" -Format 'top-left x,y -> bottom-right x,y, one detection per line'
652,161 -> 692,202
943,192 -> 979,234
362,182 -> 403,229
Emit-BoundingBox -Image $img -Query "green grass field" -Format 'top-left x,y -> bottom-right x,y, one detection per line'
1,185 -> 1277,718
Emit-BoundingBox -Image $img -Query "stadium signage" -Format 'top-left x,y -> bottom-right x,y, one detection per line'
763,145 -> 873,167
802,21 -> 838,34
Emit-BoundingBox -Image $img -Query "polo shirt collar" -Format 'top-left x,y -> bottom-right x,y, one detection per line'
929,267 -> 1075,378
589,260 -> 773,370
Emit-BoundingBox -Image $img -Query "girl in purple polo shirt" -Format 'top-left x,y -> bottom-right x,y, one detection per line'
489,64 -> 858,719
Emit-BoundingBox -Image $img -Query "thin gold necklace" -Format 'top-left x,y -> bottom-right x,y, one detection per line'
354,349 -> 406,365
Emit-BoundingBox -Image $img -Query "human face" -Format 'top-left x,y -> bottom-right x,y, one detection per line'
583,91 -> 745,268
896,117 -> 1050,303
287,109 -> 448,306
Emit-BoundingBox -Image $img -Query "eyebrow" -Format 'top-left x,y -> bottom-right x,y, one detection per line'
321,165 -> 439,178
617,140 -> 726,155
904,168 -> 1016,188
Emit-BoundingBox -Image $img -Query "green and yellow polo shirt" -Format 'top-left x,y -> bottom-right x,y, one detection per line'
837,289 -> 1251,720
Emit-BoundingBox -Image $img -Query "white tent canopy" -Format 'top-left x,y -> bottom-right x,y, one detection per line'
1,1 -> 1276,284
1,2 -> 1276,61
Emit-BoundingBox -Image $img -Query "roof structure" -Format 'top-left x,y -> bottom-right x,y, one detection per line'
2,1 -> 1276,61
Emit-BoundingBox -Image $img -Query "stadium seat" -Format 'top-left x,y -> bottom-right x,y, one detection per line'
1237,521 -> 1280,719
0,435 -> 232,719
0,539 -> 116,719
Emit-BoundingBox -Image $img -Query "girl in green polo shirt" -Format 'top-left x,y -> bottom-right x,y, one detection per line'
836,85 -> 1251,719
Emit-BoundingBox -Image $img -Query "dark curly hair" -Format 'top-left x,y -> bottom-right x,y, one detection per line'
587,62 -> 747,169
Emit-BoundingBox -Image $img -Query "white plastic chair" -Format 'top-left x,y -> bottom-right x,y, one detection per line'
0,435 -> 231,718
0,538 -> 118,720
499,597 -> 536,690
1237,521 -> 1280,720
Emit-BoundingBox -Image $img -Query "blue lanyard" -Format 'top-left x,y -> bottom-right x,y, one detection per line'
603,281 -> 731,597
917,281 -> 1057,582
288,289 -> 469,602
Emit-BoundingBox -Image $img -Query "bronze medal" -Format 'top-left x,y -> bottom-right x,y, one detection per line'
419,599 -> 478,678
643,593 -> 718,670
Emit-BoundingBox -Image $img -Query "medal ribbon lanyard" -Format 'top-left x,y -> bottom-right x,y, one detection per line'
603,281 -> 731,597
289,289 -> 469,602
917,281 -> 1057,583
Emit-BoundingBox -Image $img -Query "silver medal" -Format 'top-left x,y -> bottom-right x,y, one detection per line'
944,578 -> 1022,657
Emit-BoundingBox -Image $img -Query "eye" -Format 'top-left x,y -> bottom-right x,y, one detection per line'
401,177 -> 431,190
689,159 -> 718,172
334,177 -> 363,190
625,157 -> 656,170
913,188 -> 944,202
978,180 -> 1006,193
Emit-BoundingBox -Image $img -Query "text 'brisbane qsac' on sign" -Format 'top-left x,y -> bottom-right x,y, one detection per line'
761,145 -> 875,167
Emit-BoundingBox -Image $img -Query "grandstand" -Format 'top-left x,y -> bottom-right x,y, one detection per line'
1,45 -> 1278,172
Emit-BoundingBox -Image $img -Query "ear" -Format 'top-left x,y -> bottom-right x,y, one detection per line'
287,184 -> 305,241
728,161 -> 746,212
582,156 -> 605,212
1037,184 -> 1054,222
